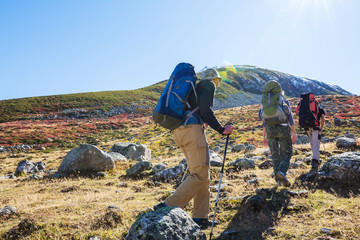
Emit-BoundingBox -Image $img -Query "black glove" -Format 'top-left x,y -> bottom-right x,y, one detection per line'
318,133 -> 322,140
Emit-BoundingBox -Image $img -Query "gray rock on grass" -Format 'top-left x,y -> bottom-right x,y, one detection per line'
154,164 -> 185,181
126,206 -> 205,240
15,160 -> 46,176
111,143 -> 151,161
58,144 -> 115,174
126,161 -> 152,177
229,158 -> 256,170
320,152 -> 360,183
336,137 -> 356,149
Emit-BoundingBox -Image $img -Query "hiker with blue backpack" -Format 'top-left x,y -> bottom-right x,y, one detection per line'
152,63 -> 234,229
296,93 -> 326,176
259,80 -> 297,187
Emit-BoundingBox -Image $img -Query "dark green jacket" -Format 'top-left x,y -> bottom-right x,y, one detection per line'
186,80 -> 225,134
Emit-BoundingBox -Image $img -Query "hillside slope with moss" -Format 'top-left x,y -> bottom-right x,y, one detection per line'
0,65 -> 352,123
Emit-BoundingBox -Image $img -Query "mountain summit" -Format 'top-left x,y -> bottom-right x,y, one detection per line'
210,65 -> 352,109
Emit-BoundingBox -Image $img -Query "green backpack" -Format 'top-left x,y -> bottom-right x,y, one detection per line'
260,80 -> 290,126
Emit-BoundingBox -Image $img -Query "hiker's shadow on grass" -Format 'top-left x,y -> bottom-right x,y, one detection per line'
294,173 -> 360,198
214,187 -> 291,240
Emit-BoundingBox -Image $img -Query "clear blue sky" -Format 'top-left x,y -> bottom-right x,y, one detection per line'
1,0 -> 359,100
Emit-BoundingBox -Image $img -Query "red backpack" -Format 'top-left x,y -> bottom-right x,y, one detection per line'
296,92 -> 319,128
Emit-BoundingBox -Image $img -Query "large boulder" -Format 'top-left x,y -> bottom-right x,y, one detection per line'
336,137 -> 356,149
319,152 -> 360,183
58,144 -> 115,174
110,143 -> 151,161
125,206 -> 205,240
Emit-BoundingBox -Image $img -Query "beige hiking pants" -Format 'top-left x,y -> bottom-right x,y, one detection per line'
164,124 -> 210,219
307,128 -> 321,160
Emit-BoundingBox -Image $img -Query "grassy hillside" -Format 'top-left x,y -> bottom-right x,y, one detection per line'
0,65 -> 352,123
0,82 -> 165,123
0,95 -> 360,239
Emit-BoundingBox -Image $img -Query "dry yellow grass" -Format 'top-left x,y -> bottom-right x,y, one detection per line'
1,140 -> 360,239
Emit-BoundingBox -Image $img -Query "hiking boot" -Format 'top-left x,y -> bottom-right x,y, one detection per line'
309,159 -> 322,174
153,202 -> 167,211
275,171 -> 291,187
193,218 -> 218,229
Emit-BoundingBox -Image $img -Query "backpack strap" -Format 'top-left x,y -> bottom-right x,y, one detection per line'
165,75 -> 176,108
186,80 -> 197,108
183,106 -> 200,125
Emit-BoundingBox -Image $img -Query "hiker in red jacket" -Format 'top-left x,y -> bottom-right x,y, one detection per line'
296,93 -> 326,175
154,67 -> 234,229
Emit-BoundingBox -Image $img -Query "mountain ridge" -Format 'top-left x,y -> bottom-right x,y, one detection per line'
0,65 -> 353,122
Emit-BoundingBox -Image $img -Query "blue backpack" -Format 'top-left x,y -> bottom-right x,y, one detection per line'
152,63 -> 198,130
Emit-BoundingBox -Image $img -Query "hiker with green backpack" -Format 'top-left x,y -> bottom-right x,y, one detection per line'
259,80 -> 297,187
153,64 -> 234,229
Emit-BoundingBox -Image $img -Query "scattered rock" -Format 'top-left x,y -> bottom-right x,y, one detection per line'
125,206 -> 205,240
110,142 -> 151,161
250,156 -> 265,162
290,161 -> 307,169
95,172 -> 107,178
245,144 -> 256,152
232,144 -> 246,152
108,205 -> 123,211
15,160 -> 46,176
248,178 -> 261,185
210,151 -> 223,167
336,137 -> 356,149
258,160 -> 273,169
126,161 -> 152,177
0,206 -> 17,216
319,152 -> 360,183
25,174 -> 43,180
344,132 -> 356,139
210,183 -> 227,192
229,158 -> 256,170
153,164 -> 185,182
0,174 -> 17,180
334,117 -> 342,126
58,144 -> 115,174
296,135 -> 310,144
285,190 -> 309,198
152,163 -> 167,174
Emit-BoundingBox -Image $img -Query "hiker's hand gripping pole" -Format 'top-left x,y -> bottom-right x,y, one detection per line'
209,134 -> 230,240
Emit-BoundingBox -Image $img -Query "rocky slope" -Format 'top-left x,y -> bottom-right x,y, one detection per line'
213,65 -> 352,110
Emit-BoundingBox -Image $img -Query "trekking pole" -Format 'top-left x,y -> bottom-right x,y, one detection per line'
209,134 -> 230,240
181,166 -> 188,183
